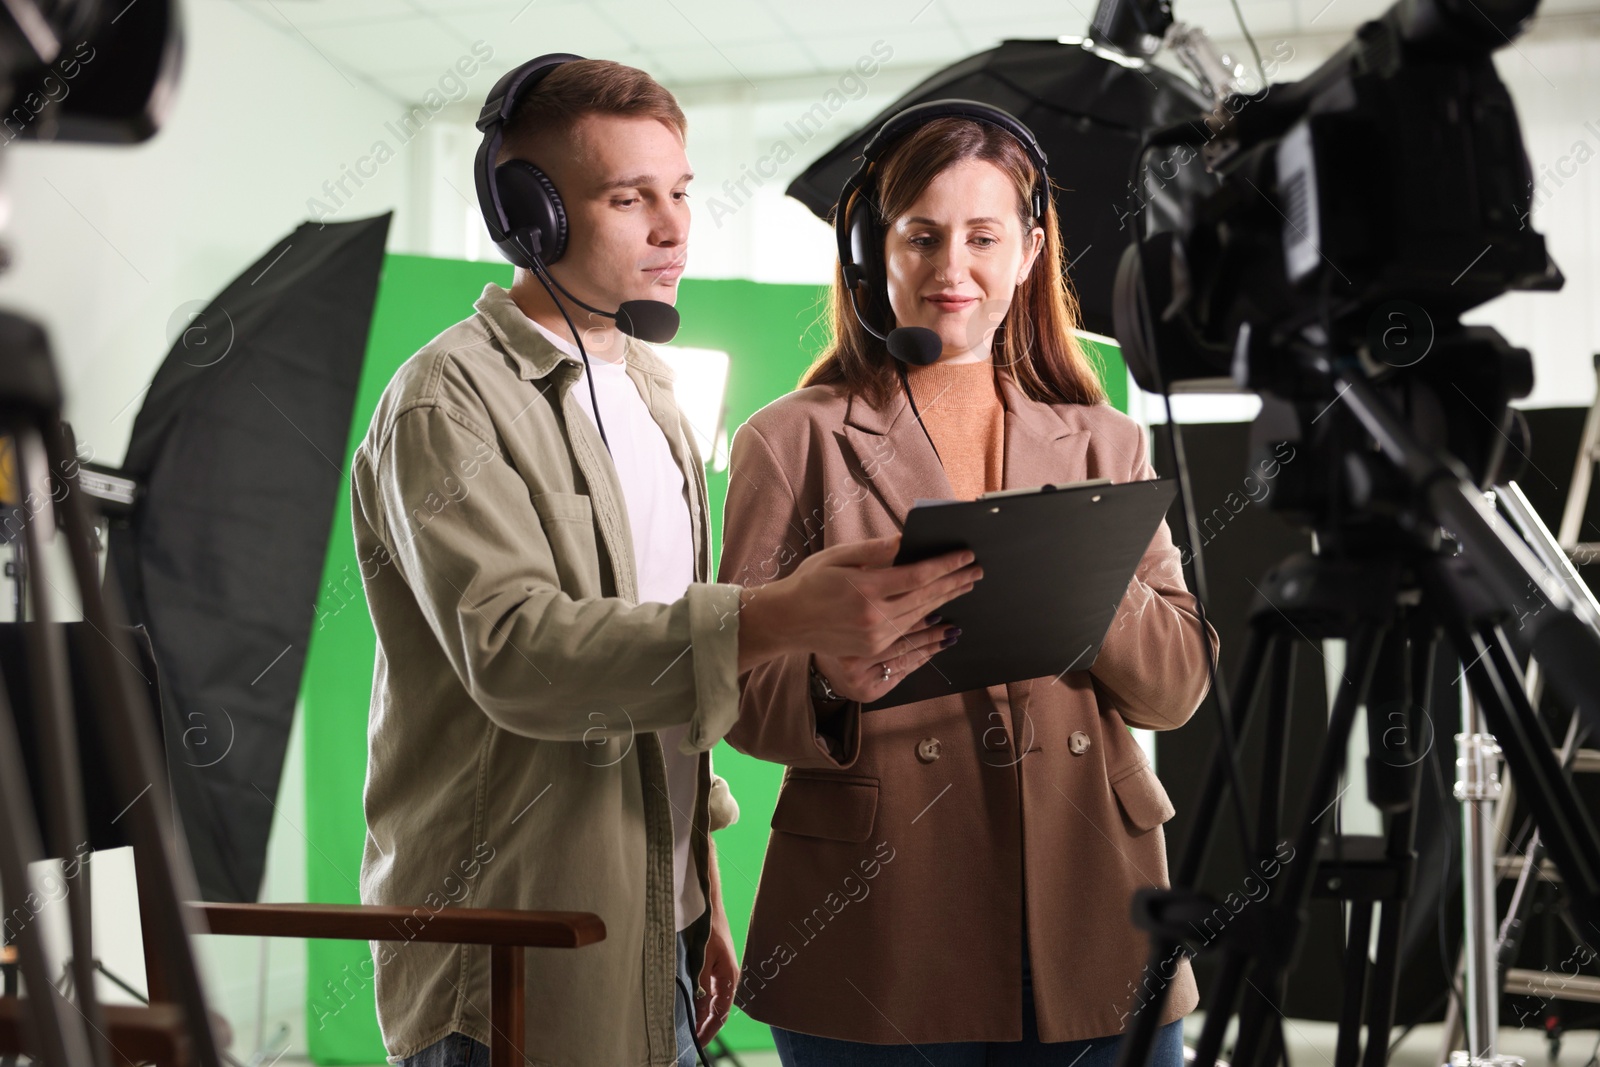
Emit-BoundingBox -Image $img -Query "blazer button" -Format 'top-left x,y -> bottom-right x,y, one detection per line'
916,737 -> 942,763
1069,731 -> 1091,755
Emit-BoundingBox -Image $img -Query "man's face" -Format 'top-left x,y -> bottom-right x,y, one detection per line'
537,113 -> 692,311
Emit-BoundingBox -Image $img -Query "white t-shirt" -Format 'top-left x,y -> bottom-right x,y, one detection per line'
529,318 -> 707,932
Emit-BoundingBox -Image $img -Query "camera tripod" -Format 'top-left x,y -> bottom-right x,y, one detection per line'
1114,338 -> 1600,1067
0,315 -> 225,1067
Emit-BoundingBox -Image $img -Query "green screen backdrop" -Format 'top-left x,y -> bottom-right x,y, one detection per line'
298,253 -> 1127,1063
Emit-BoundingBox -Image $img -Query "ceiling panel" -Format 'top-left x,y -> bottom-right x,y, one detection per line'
300,16 -> 479,75
234,0 -> 1600,106
591,0 -> 790,49
639,42 -> 764,84
790,30 -> 916,70
245,0 -> 430,28
440,3 -> 640,67
696,39 -> 824,79
801,25 -> 965,69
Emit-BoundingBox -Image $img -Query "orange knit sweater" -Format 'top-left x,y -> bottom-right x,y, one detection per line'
902,360 -> 1006,501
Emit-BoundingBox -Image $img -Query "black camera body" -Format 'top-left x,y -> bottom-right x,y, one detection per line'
1115,0 -> 1564,508
1118,0 -> 1559,396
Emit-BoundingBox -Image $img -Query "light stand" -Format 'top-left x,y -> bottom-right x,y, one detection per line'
1454,689 -> 1523,1067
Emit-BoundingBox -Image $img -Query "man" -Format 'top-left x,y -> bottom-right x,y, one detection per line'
351,57 -> 981,1067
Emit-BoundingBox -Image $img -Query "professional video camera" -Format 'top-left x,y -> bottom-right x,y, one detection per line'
1114,0 -> 1571,493
1111,4 -> 1600,1067
1117,0 -> 1557,404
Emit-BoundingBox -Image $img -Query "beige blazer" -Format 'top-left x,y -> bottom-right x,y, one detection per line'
718,369 -> 1215,1044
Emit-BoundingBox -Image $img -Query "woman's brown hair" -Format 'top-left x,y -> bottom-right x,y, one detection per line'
800,116 -> 1107,410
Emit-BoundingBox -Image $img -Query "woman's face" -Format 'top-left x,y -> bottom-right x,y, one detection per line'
883,159 -> 1045,364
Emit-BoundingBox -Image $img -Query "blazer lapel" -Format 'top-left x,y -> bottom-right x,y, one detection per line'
997,372 -> 1091,490
840,370 -> 1096,527
840,385 -> 955,530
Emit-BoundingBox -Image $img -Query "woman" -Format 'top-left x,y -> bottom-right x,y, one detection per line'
718,102 -> 1215,1066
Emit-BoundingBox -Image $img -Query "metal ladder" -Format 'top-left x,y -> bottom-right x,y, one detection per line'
1560,357 -> 1600,569
1438,354 -> 1600,1062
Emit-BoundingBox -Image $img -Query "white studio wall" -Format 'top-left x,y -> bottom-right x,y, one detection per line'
0,0 -> 426,473
1466,31 -> 1600,410
0,0 -> 422,1056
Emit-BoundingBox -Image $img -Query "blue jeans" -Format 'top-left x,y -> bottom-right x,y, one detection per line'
771,939 -> 1185,1067
396,1032 -> 487,1067
674,927 -> 700,1067
774,1017 -> 1190,1062
398,931 -> 700,1066
773,1018 -> 1185,1067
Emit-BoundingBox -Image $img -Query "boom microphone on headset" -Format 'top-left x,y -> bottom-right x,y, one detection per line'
528,259 -> 682,345
886,328 -> 943,366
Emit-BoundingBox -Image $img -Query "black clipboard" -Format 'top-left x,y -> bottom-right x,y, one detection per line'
865,478 -> 1178,711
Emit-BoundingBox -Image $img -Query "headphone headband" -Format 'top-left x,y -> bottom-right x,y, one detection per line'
856,100 -> 1050,218
476,53 -> 582,133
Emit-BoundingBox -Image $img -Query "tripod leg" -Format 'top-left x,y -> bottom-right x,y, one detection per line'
1175,619 -> 1276,888
9,420 -> 114,1067
1258,638 -> 1296,859
1494,711 -> 1583,980
1194,953 -> 1248,1067
1427,601 -> 1594,1062
1359,626 -> 1437,1067
1232,621 -> 1390,1067
1263,1012 -> 1287,1067
1235,969 -> 1294,1067
0,669 -> 90,1064
1437,957 -> 1467,1067
1194,630 -> 1295,1067
39,413 -> 226,1067
1335,903 -> 1374,1067
1480,633 -> 1600,927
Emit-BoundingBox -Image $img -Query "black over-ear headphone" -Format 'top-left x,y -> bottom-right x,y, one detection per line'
475,53 -> 584,268
834,99 -> 1051,366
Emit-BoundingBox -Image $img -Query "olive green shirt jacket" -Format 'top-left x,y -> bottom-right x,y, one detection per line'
352,283 -> 744,1066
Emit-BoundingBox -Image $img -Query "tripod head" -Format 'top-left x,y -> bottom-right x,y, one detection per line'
1237,323 -> 1534,542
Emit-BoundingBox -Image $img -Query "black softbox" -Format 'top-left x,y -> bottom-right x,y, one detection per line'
786,38 -> 1215,338
107,213 -> 391,902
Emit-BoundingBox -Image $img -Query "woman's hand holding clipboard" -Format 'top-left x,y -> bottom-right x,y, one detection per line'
868,477 -> 1178,710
